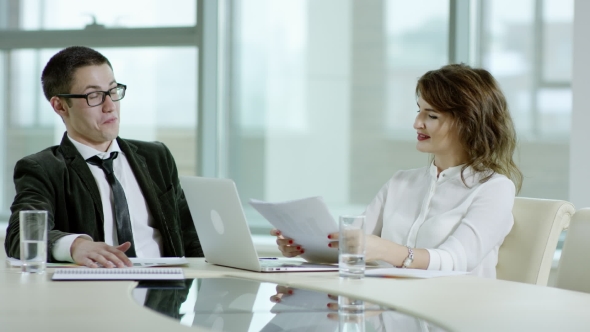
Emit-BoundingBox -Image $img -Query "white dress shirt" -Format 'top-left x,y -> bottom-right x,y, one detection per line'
52,136 -> 163,261
364,163 -> 515,278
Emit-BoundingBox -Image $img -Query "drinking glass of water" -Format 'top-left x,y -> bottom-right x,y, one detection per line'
19,210 -> 48,274
338,215 -> 366,279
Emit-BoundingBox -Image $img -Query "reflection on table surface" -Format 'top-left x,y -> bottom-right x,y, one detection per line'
132,277 -> 447,332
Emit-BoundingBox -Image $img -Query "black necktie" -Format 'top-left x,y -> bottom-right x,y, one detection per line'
86,152 -> 136,257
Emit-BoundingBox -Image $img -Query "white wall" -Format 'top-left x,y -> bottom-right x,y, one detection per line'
569,0 -> 590,209
266,0 -> 352,202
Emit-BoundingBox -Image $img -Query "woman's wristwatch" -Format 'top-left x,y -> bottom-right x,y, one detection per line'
397,246 -> 414,268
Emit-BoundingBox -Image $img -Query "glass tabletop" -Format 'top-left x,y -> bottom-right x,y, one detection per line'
132,277 -> 447,332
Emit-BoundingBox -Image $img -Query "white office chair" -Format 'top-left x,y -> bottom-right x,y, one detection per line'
496,197 -> 575,286
553,208 -> 590,293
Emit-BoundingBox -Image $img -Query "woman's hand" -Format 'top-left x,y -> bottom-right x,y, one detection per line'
270,228 -> 305,257
365,234 -> 396,262
327,232 -> 399,263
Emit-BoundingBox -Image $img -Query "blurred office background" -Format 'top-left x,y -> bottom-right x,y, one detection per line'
0,0 -> 575,235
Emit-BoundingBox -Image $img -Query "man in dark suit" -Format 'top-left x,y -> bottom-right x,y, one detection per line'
4,46 -> 203,267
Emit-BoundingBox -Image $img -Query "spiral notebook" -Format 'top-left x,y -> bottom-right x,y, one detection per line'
52,268 -> 185,281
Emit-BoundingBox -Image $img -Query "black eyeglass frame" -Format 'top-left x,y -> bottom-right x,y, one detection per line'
56,84 -> 127,107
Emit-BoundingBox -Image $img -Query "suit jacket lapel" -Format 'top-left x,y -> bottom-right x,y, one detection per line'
117,138 -> 165,230
59,133 -> 104,241
58,133 -> 105,224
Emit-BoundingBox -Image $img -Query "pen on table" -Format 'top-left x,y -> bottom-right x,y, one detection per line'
260,257 -> 278,260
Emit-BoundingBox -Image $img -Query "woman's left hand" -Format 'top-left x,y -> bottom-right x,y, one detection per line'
365,234 -> 396,262
366,235 -> 423,268
327,233 -> 396,263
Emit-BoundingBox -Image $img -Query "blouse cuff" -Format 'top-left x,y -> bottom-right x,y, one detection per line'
426,248 -> 440,270
426,248 -> 454,271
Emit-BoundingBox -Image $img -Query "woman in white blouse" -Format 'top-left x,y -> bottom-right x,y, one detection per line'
272,64 -> 523,278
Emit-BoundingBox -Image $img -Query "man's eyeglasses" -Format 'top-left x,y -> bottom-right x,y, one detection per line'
56,84 -> 127,107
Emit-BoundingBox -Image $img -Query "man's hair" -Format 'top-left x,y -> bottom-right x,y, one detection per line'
41,46 -> 112,101
416,63 -> 523,192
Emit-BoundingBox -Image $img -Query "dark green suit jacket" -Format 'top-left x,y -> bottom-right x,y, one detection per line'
4,133 -> 203,261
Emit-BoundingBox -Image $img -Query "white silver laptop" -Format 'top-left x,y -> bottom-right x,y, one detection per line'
179,176 -> 339,272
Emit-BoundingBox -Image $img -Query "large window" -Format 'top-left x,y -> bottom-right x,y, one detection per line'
228,0 -> 450,232
386,1 -> 449,135
17,0 -> 196,30
479,0 -> 573,139
478,0 -> 573,200
225,0 -> 573,233
0,0 -> 199,220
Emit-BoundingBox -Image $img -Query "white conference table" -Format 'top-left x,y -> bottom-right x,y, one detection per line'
2,252 -> 590,332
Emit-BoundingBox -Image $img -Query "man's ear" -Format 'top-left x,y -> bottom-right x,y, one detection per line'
50,96 -> 68,119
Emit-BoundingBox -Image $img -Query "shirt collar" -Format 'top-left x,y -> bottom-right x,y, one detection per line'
67,134 -> 121,160
429,161 -> 476,183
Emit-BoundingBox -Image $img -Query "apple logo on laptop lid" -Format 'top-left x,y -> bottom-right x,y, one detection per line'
210,209 -> 225,235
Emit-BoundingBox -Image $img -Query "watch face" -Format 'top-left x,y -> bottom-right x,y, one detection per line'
403,257 -> 412,267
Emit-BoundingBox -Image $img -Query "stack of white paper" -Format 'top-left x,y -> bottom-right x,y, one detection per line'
250,196 -> 339,263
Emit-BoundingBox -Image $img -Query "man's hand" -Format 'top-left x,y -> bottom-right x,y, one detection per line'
71,238 -> 133,268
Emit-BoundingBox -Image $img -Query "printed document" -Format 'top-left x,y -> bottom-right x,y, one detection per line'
249,196 -> 339,263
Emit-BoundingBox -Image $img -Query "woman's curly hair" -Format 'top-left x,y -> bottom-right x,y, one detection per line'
416,63 -> 523,192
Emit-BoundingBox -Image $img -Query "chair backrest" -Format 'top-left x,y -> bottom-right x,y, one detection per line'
554,208 -> 590,293
496,197 -> 574,286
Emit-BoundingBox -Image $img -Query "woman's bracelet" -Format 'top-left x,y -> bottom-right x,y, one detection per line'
396,246 -> 414,268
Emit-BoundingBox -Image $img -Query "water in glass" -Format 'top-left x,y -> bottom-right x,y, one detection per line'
21,240 -> 46,273
339,253 -> 365,278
